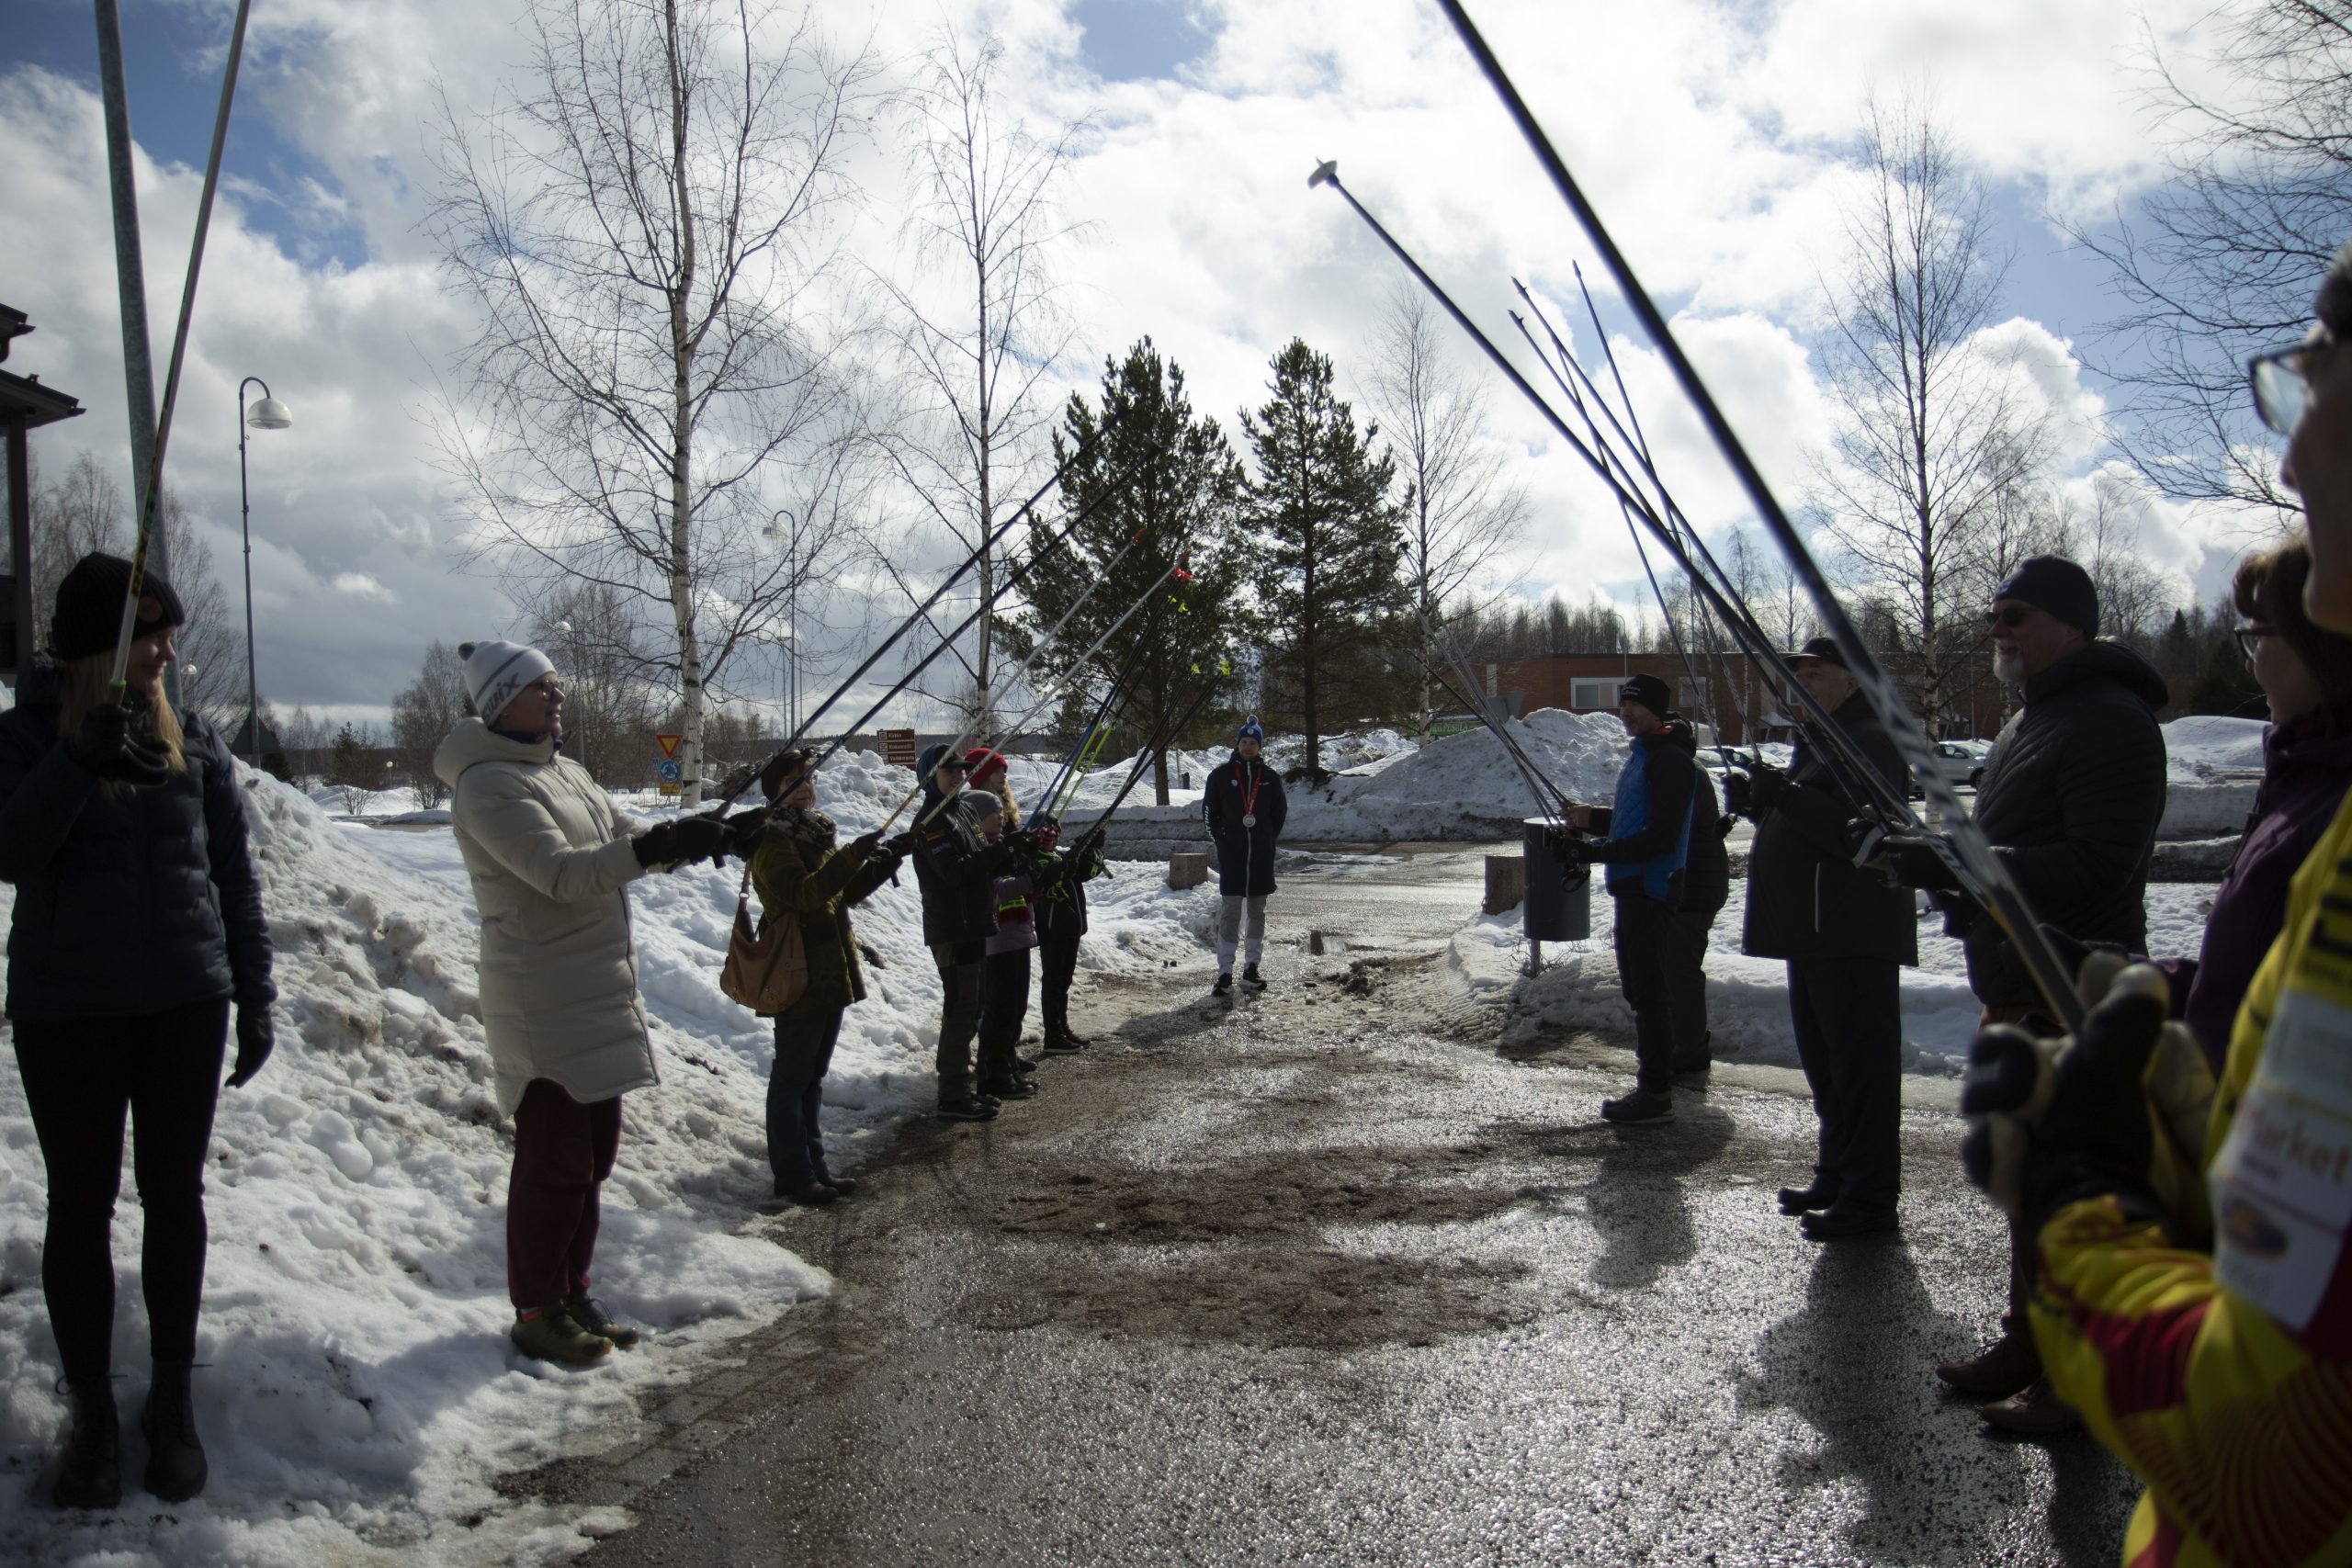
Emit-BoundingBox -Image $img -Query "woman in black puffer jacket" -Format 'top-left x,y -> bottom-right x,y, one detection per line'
0,555 -> 275,1510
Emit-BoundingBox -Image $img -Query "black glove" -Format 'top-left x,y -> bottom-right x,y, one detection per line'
719,805 -> 772,854
1721,770 -> 1754,818
850,829 -> 889,862
1548,829 -> 1595,866
1872,834 -> 1962,893
1076,827 -> 1108,872
885,830 -> 920,857
67,701 -> 170,786
1746,762 -> 1790,813
632,814 -> 731,869
228,1002 -> 275,1089
1960,971 -> 2168,1230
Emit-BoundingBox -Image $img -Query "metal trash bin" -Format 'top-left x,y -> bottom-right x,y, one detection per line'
1522,816 -> 1591,942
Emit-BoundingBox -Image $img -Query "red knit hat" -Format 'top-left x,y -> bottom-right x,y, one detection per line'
963,747 -> 1006,785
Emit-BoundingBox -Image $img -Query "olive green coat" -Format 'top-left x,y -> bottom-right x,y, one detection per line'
749,833 -> 899,1020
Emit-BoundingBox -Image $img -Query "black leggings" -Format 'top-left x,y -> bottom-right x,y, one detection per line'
14,998 -> 229,1383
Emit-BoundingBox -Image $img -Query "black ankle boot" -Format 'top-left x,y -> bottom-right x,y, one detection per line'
141,1360 -> 207,1502
53,1380 -> 121,1509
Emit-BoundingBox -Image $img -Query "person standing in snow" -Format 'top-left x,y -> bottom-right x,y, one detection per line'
1557,673 -> 1708,1125
748,748 -> 901,1208
0,555 -> 276,1508
906,744 -> 1019,1122
964,750 -> 1041,1101
1724,637 -> 1915,1241
1204,717 -> 1287,996
435,639 -> 732,1368
1877,555 -> 2169,1436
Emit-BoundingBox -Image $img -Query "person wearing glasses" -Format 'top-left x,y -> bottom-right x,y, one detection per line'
436,639 -> 732,1368
1879,554 -> 2170,1436
1963,244 -> 2352,1568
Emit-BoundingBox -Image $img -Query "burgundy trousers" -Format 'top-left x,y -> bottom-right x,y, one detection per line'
506,1078 -> 622,1313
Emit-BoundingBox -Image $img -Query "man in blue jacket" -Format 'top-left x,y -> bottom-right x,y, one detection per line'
1563,673 -> 1707,1124
1204,717 -> 1287,996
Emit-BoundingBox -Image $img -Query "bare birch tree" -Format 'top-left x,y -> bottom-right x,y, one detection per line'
429,0 -> 877,804
1361,286 -> 1529,744
874,28 -> 1086,734
1809,101 -> 2059,730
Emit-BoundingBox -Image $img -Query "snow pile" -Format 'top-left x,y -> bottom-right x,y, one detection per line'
1496,880 -> 2218,1070
0,760 -> 1212,1562
1333,708 -> 1627,816
2164,715 -> 2267,778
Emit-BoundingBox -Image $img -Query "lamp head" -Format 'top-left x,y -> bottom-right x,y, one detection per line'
245,395 -> 291,430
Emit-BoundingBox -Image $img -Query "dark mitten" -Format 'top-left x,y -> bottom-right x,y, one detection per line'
719,806 -> 772,854
632,815 -> 729,869
228,1003 -> 275,1089
1873,834 -> 1963,893
1746,762 -> 1790,813
67,702 -> 170,785
885,830 -> 919,857
1721,770 -> 1754,818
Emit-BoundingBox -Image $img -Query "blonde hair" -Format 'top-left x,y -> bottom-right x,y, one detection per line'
59,651 -> 187,794
990,775 -> 1018,819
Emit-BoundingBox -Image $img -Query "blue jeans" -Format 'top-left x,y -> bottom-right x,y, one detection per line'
768,1007 -> 844,1190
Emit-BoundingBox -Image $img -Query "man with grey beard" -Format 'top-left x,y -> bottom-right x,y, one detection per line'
1875,552 -> 2167,1436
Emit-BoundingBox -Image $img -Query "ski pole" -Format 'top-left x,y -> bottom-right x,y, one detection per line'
1071,682 -> 1217,836
1363,13 -> 2086,1030
109,0 -> 254,695
902,551 -> 1186,833
1028,631 -> 1150,829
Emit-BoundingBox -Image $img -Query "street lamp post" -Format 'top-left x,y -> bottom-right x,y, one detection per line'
236,377 -> 290,760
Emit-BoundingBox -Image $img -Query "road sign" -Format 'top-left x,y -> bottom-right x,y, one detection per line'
655,732 -> 684,760
655,759 -> 683,783
658,782 -> 681,796
881,728 -> 917,767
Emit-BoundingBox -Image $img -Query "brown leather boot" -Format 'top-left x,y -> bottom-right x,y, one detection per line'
1935,1331 -> 2040,1399
1980,1375 -> 2079,1438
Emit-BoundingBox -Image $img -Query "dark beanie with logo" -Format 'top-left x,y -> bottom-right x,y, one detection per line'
1619,671 -> 1674,718
51,553 -> 185,660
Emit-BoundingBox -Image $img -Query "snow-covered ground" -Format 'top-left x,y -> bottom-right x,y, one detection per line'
0,753 -> 1216,1565
1481,877 -> 2218,1072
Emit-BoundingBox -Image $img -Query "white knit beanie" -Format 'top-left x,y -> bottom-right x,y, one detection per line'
458,638 -> 555,727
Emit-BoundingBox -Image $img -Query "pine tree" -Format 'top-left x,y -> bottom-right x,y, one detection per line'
1025,338 -> 1247,806
1239,339 -> 1405,774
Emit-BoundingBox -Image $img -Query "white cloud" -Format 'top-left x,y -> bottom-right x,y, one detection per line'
1,0 -> 2283,727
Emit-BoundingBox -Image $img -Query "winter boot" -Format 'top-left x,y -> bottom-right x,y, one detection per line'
511,1305 -> 612,1368
562,1292 -> 642,1350
53,1380 -> 120,1510
1213,972 -> 1233,997
936,1095 -> 1000,1122
141,1360 -> 208,1502
1777,1179 -> 1840,1215
1040,1031 -> 1085,1055
1241,963 -> 1266,989
1600,1089 -> 1675,1125
1936,1330 -> 2039,1399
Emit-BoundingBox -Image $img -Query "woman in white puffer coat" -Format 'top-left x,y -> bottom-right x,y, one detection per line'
433,639 -> 730,1367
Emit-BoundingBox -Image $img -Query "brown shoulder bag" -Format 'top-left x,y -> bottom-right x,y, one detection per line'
719,857 -> 808,1016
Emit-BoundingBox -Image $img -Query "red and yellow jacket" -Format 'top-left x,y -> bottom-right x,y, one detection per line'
2031,793 -> 2352,1568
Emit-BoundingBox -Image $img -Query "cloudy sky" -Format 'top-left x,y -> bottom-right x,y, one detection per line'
0,0 -> 2284,733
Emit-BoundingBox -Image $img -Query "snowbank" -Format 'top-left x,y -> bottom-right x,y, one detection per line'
0,759 -> 1213,1562
1494,880 -> 2218,1071
2164,715 -> 2267,779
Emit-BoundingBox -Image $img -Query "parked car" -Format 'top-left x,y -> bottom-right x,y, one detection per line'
1909,739 -> 1988,797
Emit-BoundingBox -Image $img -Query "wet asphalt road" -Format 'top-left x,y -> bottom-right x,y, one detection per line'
571,846 -> 2135,1567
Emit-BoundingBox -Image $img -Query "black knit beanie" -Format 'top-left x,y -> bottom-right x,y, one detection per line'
51,553 -> 185,660
1619,671 -> 1673,718
1994,554 -> 2098,637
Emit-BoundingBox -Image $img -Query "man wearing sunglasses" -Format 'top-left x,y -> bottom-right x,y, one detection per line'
1882,553 -> 2170,1434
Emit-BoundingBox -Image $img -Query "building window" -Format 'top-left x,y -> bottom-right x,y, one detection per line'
1569,678 -> 1618,709
1679,676 -> 1710,712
